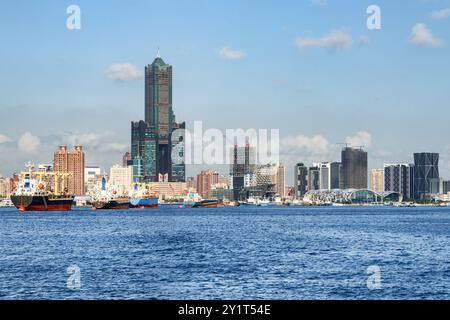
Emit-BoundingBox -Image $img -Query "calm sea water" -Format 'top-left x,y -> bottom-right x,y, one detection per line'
0,206 -> 449,300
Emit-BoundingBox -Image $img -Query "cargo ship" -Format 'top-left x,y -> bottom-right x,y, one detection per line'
92,198 -> 130,210
10,163 -> 74,212
129,183 -> 159,209
90,176 -> 130,210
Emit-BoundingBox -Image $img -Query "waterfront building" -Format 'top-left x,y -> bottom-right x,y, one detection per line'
0,176 -> 11,198
84,166 -> 102,194
211,186 -> 234,202
340,147 -> 368,190
196,170 -> 219,199
294,163 -> 308,199
384,164 -> 414,200
145,182 -> 188,200
442,180 -> 450,195
109,165 -> 133,192
413,153 -> 440,200
370,169 -> 384,193
53,145 -> 85,196
131,53 -> 185,183
304,189 -> 402,205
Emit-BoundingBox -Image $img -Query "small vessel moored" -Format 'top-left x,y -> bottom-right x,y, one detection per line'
191,199 -> 219,208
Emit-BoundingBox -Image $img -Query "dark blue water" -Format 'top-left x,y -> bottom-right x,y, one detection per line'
0,206 -> 449,300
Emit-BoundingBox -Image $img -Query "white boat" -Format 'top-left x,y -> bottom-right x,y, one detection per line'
0,199 -> 14,207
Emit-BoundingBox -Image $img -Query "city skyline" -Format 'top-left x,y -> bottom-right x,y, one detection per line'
1,0 -> 450,184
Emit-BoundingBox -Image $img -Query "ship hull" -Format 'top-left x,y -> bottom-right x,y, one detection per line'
92,200 -> 130,210
129,197 -> 159,209
191,200 -> 219,208
10,195 -> 74,212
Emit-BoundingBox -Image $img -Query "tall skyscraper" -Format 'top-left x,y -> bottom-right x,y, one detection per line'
384,164 -> 414,200
53,145 -> 85,196
370,169 -> 384,193
340,147 -> 368,190
413,153 -> 440,200
294,163 -> 308,199
131,53 -> 185,183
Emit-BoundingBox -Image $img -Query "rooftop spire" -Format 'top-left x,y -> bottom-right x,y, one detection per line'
156,48 -> 161,58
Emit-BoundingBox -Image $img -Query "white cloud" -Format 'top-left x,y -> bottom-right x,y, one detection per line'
295,30 -> 353,51
409,23 -> 445,47
0,134 -> 12,144
430,8 -> 450,20
219,47 -> 246,60
281,134 -> 331,154
345,131 -> 372,148
18,132 -> 41,153
104,63 -> 143,81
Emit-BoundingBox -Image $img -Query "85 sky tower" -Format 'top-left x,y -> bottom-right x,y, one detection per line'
131,51 -> 185,182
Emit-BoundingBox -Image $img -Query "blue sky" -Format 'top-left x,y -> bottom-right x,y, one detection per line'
1,0 -> 450,182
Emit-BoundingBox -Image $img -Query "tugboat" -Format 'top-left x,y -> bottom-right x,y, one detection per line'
10,163 -> 74,212
91,176 -> 130,210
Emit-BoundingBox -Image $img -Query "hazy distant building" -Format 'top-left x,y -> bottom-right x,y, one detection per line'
370,169 -> 384,193
340,147 -> 368,189
54,146 -> 85,196
384,164 -> 414,200
413,153 -> 440,200
294,163 -> 308,199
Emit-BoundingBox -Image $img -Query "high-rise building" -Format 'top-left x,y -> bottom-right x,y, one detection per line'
196,170 -> 219,199
275,162 -> 286,197
308,166 -> 320,191
131,120 -> 157,182
384,164 -> 414,200
340,147 -> 368,189
53,145 -> 85,195
370,169 -> 384,193
294,163 -> 308,199
413,153 -> 440,200
315,162 -> 340,190
131,53 -> 185,183
231,144 -> 256,200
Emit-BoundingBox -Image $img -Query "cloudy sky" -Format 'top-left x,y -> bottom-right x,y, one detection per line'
1,0 -> 450,184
